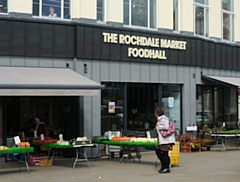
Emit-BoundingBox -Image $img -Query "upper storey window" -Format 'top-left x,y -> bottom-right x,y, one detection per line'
173,0 -> 179,31
222,0 -> 234,41
124,0 -> 156,29
0,0 -> 7,14
33,0 -> 70,19
97,0 -> 105,21
194,0 -> 209,37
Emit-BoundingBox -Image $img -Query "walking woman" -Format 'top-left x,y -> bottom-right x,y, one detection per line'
154,107 -> 175,173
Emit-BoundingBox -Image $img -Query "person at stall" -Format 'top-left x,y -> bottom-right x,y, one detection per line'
154,107 -> 175,174
33,117 -> 48,137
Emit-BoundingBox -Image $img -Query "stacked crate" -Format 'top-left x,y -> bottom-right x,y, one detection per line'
180,134 -> 201,153
180,134 -> 192,153
169,142 -> 180,167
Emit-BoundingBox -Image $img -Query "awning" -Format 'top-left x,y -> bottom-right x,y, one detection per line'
202,75 -> 240,88
0,67 -> 104,96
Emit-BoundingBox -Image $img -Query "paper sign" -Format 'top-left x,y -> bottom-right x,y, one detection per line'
108,102 -> 115,113
40,134 -> 44,140
34,130 -> 37,138
168,97 -> 174,107
186,126 -> 198,131
14,136 -> 21,145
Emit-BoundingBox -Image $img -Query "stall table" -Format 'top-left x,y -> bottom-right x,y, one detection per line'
211,133 -> 240,152
92,139 -> 157,163
92,140 -> 157,147
37,143 -> 95,169
0,147 -> 34,173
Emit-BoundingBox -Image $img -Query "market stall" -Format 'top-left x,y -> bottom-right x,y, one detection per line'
0,146 -> 34,173
41,143 -> 95,169
92,137 -> 157,163
31,137 -> 95,169
211,132 -> 240,152
93,137 -> 181,167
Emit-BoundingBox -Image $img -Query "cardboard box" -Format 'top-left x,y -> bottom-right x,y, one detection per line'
28,154 -> 48,166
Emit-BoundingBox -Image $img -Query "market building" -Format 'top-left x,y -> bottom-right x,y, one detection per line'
1,0 -> 240,162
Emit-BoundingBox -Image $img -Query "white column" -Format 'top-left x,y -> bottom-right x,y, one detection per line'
157,0 -> 173,30
105,0 -> 123,23
179,0 -> 194,33
234,0 -> 240,42
71,0 -> 96,19
8,0 -> 32,14
208,0 -> 221,39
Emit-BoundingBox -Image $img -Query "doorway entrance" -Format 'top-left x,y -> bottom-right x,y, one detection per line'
127,84 -> 158,131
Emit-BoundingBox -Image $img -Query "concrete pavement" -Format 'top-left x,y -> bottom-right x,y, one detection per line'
0,145 -> 240,182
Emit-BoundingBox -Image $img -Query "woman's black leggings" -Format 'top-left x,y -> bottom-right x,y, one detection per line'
155,148 -> 170,169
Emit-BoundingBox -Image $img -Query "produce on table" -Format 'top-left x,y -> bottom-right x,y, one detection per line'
111,136 -> 131,141
17,142 -> 30,148
0,146 -> 8,150
75,136 -> 92,144
216,130 -> 240,134
189,143 -> 199,148
76,136 -> 88,141
92,136 -> 109,140
110,136 -> 157,142
130,137 -> 157,142
33,138 -> 58,144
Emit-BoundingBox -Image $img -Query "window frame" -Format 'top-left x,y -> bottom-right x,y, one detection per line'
173,0 -> 180,32
221,0 -> 234,42
97,0 -> 105,22
124,0 -> 157,29
193,0 -> 209,37
33,0 -> 71,20
0,0 -> 8,14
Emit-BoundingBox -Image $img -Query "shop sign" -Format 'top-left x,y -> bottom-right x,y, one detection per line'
102,32 -> 187,60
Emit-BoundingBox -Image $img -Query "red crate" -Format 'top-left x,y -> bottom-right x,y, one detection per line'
28,154 -> 48,166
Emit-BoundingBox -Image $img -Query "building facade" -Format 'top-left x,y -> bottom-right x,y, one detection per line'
0,0 -> 240,161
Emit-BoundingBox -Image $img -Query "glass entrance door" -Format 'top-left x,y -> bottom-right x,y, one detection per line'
127,84 -> 158,131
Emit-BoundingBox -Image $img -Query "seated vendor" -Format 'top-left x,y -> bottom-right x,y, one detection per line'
33,117 -> 48,137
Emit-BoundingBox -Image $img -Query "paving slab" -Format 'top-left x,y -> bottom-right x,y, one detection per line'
0,146 -> 240,182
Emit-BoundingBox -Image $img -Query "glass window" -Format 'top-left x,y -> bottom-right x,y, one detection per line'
124,0 -> 156,29
101,83 -> 124,133
162,85 -> 181,134
222,0 -> 234,41
0,0 -> 7,13
97,0 -> 104,21
33,0 -> 70,19
101,83 -> 182,134
196,86 -> 213,133
194,0 -> 209,37
196,85 -> 238,133
173,0 -> 179,31
195,0 -> 206,3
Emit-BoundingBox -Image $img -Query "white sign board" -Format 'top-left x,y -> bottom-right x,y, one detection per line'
168,97 -> 174,107
186,126 -> 198,131
13,136 -> 21,145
